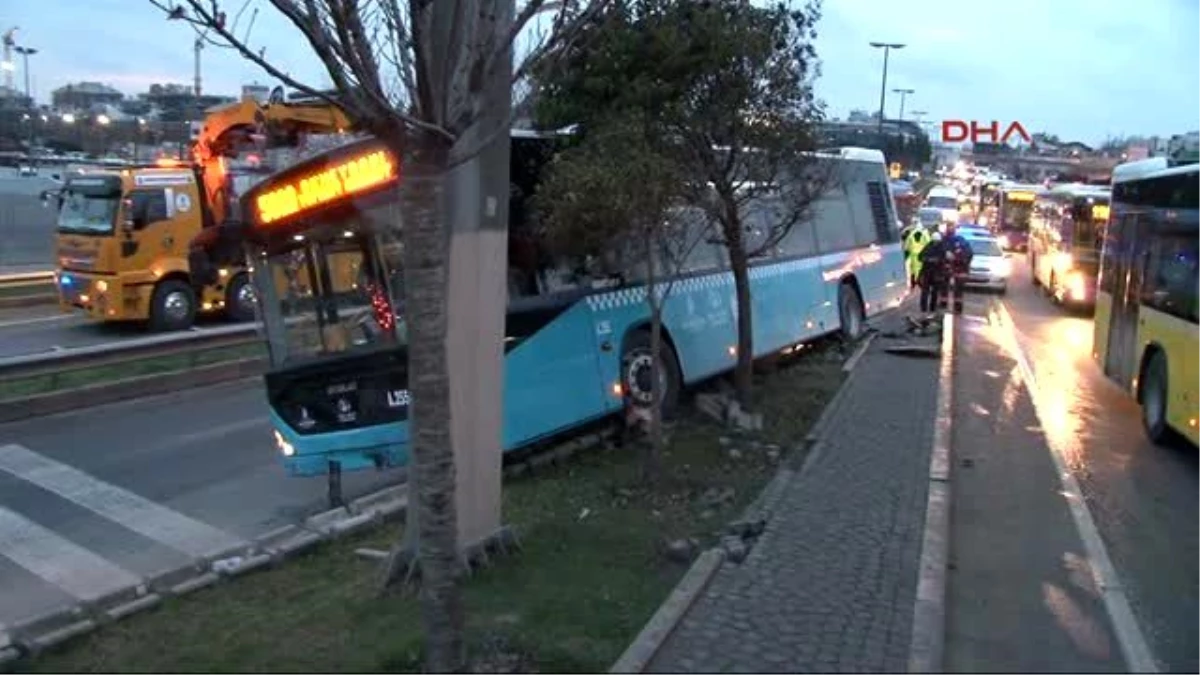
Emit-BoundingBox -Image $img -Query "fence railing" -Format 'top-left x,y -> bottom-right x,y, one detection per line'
0,323 -> 262,388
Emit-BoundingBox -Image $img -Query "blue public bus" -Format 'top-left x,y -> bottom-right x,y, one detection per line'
220,134 -> 906,477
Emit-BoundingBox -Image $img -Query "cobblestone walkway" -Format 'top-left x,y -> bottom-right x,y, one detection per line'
647,321 -> 942,673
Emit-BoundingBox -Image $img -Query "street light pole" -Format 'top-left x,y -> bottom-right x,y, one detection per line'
869,42 -> 905,138
15,45 -> 36,149
892,88 -> 914,121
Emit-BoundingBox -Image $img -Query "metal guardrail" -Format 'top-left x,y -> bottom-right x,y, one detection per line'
0,323 -> 262,386
0,270 -> 55,286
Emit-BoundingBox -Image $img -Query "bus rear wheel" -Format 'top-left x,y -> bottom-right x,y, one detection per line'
1140,351 -> 1174,446
148,279 -> 196,332
621,330 -> 682,420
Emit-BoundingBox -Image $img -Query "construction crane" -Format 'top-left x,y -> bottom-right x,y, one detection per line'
2,27 -> 17,91
194,35 -> 203,97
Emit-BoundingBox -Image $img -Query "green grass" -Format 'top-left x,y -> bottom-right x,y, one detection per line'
0,342 -> 265,401
21,343 -> 847,674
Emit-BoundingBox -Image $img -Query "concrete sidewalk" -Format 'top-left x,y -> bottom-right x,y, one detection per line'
633,311 -> 945,673
944,305 -> 1130,672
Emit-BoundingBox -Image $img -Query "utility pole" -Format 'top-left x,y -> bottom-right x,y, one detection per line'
869,42 -> 904,139
892,88 -> 914,121
15,45 -> 36,149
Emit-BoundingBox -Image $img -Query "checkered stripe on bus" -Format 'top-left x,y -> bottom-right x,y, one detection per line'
584,272 -> 731,311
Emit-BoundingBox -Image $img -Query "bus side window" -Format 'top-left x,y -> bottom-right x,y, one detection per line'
1142,233 -> 1199,323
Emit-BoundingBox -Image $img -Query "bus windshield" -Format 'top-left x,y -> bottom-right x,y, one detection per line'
1001,200 -> 1034,231
256,228 -> 405,367
1074,200 -> 1109,252
926,195 -> 957,210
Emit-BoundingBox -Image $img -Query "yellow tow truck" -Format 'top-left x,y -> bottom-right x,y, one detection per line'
46,87 -> 353,331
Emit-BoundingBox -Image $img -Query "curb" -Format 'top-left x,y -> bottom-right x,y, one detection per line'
0,357 -> 266,423
908,312 -> 956,673
608,548 -> 727,674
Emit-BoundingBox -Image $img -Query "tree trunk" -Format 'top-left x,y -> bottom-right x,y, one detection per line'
644,230 -> 663,485
388,138 -> 465,673
726,225 -> 754,406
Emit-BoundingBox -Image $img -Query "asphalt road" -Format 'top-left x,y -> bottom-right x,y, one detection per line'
0,378 -> 404,627
0,168 -> 58,270
998,255 -> 1198,673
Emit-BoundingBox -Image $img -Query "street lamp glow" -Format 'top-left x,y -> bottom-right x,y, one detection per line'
97,114 -> 111,126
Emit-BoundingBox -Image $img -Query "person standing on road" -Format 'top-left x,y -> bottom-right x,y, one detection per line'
904,225 -> 931,287
941,224 -> 974,313
918,231 -> 947,313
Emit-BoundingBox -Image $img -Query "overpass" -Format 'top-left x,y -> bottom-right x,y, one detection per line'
963,151 -> 1119,182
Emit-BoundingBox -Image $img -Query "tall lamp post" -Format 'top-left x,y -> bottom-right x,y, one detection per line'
869,42 -> 904,138
15,45 -> 36,148
892,88 -> 914,121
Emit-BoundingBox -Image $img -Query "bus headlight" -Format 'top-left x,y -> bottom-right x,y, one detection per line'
996,233 -> 1009,249
1054,252 -> 1073,272
273,429 -> 295,457
994,258 -> 1013,277
1066,270 -> 1087,300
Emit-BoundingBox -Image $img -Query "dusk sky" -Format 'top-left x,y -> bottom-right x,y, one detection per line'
5,0 -> 1198,145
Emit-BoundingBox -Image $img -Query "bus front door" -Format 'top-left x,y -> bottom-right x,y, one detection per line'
1103,213 -> 1143,392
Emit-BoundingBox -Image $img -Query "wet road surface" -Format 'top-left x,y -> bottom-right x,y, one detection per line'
998,255 -> 1198,673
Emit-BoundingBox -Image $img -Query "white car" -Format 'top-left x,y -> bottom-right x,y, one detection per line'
18,164 -> 37,177
961,234 -> 1011,295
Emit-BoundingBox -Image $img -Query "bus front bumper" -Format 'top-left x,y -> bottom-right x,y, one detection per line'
271,410 -> 411,477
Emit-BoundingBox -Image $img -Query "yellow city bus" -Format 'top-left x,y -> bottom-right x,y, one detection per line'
1029,183 -> 1110,308
1093,158 -> 1198,447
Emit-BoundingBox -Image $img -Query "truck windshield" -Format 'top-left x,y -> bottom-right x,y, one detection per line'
255,228 -> 405,367
57,190 -> 119,234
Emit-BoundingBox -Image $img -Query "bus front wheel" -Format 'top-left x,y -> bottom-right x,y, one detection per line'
621,329 -> 682,420
838,282 -> 865,342
148,279 -> 197,332
225,273 -> 257,323
1140,351 -> 1174,446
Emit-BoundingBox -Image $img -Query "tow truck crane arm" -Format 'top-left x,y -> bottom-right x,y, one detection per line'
192,86 -> 354,227
187,87 -> 354,286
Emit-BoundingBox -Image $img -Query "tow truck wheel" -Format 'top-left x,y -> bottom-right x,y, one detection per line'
225,273 -> 257,323
148,279 -> 196,332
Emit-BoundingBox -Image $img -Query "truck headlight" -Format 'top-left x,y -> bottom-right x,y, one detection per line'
994,258 -> 1013,277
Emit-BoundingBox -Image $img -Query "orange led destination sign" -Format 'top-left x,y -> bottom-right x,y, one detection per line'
255,149 -> 397,226
1007,191 -> 1036,202
1092,204 -> 1110,221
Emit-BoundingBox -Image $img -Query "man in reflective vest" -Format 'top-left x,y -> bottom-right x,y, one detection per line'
903,224 -> 931,287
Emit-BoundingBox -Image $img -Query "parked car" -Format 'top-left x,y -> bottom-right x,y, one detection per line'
18,164 -> 37,177
960,233 -> 1011,294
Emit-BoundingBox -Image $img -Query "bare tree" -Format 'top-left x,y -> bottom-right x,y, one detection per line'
534,116 -> 711,482
147,0 -> 607,670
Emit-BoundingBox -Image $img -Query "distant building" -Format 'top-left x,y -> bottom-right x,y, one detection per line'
52,82 -> 124,112
139,83 -> 236,123
1167,131 -> 1199,162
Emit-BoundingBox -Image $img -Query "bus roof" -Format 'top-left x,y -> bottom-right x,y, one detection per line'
1045,183 -> 1109,199
1112,157 -> 1200,184
814,147 -> 886,164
